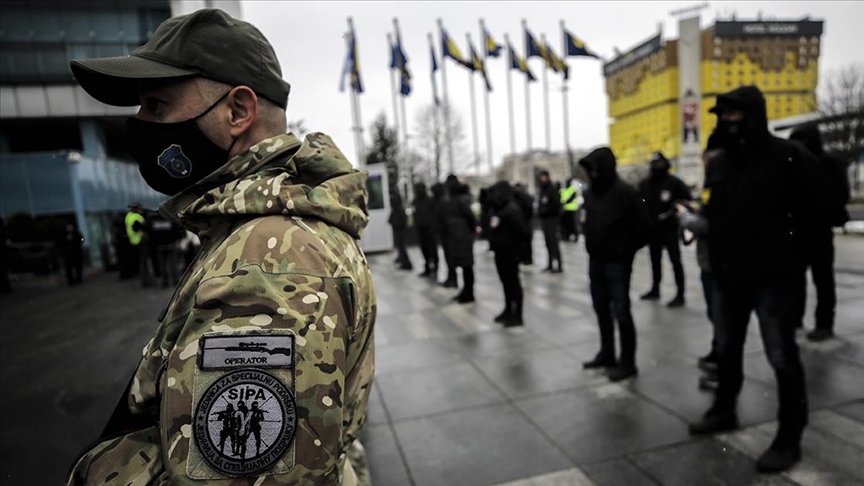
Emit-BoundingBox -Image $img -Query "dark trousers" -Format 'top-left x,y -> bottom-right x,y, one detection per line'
494,252 -> 523,317
63,255 -> 83,285
714,279 -> 808,444
794,229 -> 836,330
156,246 -> 179,288
441,235 -> 457,282
560,211 -> 579,242
648,230 -> 685,295
417,227 -> 439,273
541,217 -> 562,270
589,256 -> 637,367
701,270 -> 718,354
393,227 -> 412,269
458,265 -> 474,297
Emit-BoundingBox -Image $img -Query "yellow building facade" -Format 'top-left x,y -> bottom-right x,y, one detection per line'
606,19 -> 823,167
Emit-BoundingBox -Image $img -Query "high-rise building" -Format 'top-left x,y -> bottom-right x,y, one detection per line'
604,16 -> 824,185
0,0 -> 240,268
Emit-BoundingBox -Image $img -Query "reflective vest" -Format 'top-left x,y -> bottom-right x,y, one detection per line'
125,211 -> 145,246
560,186 -> 579,212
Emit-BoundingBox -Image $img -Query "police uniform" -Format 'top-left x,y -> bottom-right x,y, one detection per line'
67,9 -> 375,485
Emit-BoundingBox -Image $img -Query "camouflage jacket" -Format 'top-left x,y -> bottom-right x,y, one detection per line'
68,133 -> 376,486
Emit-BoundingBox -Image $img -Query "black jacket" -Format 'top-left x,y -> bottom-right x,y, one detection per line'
789,124 -> 851,228
579,148 -> 651,262
413,191 -> 436,231
537,182 -> 561,218
639,164 -> 691,233
486,182 -> 531,255
705,86 -> 830,287
441,184 -> 476,267
515,190 -> 534,222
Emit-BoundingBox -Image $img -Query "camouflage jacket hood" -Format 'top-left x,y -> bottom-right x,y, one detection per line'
161,132 -> 370,240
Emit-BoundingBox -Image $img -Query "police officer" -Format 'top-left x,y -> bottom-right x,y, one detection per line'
559,178 -> 581,242
67,9 -> 375,484
789,125 -> 851,341
638,152 -> 691,307
125,203 -> 151,287
689,86 -> 829,473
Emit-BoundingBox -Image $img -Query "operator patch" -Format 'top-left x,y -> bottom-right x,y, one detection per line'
193,368 -> 297,477
199,333 -> 294,370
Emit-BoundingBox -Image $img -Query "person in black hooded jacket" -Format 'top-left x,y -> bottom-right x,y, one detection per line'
486,181 -> 532,326
441,176 -> 478,303
413,182 -> 439,278
638,152 -> 691,307
578,147 -> 651,383
688,86 -> 830,474
536,170 -> 563,273
389,192 -> 413,271
789,125 -> 850,341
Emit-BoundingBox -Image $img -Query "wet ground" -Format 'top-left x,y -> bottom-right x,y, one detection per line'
1,233 -> 863,485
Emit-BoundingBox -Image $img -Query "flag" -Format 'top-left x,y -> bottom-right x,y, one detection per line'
441,26 -> 471,68
430,43 -> 440,105
469,40 -> 492,92
564,29 -> 600,59
340,27 -> 363,93
544,41 -> 569,79
508,42 -> 536,82
394,30 -> 411,96
483,27 -> 502,57
524,27 -> 546,60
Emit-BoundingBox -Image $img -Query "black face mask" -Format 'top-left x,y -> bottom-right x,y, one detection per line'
716,119 -> 748,151
125,92 -> 237,196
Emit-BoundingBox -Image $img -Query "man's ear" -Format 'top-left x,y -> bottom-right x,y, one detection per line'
227,86 -> 258,137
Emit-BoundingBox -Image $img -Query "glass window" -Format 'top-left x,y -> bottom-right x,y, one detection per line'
366,175 -> 385,210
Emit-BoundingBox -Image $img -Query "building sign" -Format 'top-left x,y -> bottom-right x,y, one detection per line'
715,21 -> 823,38
603,34 -> 663,77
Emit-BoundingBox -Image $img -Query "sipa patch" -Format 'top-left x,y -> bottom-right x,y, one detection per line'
158,144 -> 192,178
193,368 -> 297,477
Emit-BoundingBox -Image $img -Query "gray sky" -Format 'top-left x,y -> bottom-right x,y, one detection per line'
242,1 -> 864,174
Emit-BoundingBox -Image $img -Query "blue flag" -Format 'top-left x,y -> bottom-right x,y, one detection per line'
508,42 -> 536,82
340,26 -> 363,93
524,27 -> 545,59
484,28 -> 502,58
564,29 -> 599,59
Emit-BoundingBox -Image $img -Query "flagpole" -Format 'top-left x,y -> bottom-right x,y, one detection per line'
504,34 -> 516,157
560,21 -> 572,176
437,18 -> 454,175
394,18 -> 412,202
344,24 -> 362,166
541,33 -> 551,153
479,19 -> 493,179
521,19 -> 532,152
386,33 -> 401,144
466,33 -> 480,180
428,32 -> 442,181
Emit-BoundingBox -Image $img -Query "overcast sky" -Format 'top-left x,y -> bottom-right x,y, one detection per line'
241,1 -> 864,174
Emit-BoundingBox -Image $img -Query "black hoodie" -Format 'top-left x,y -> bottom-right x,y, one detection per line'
579,147 -> 651,262
705,86 -> 830,286
638,152 -> 692,233
789,125 -> 850,227
486,181 -> 531,254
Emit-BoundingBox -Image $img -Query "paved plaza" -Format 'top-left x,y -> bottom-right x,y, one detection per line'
1,233 -> 863,485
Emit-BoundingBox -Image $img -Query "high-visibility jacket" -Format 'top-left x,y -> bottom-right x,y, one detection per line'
125,211 -> 145,246
560,186 -> 580,212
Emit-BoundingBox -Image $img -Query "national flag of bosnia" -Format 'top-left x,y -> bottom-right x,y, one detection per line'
508,42 -> 536,82
484,28 -> 502,58
564,29 -> 600,59
441,27 -> 470,67
525,28 -> 546,60
470,42 -> 492,92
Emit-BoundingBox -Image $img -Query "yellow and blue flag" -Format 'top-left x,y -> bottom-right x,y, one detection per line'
430,43 -> 440,105
441,26 -> 472,69
484,27 -> 502,58
393,31 -> 411,96
543,41 -> 569,79
508,42 -> 536,82
340,26 -> 363,93
469,40 -> 492,92
524,27 -> 546,60
564,29 -> 600,59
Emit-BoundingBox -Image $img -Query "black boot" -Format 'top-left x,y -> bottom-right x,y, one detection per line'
583,354 -> 617,369
806,328 -> 834,341
689,408 -> 739,435
666,294 -> 685,308
640,288 -> 660,300
607,365 -> 638,382
494,309 -> 512,323
756,438 -> 801,473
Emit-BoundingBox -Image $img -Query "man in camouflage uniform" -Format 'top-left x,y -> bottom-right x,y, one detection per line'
67,9 -> 375,485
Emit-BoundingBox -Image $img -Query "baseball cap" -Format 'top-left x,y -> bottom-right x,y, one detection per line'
70,9 -> 290,109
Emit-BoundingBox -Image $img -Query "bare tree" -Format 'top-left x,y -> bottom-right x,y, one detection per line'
287,119 -> 309,138
816,65 -> 864,164
414,101 -> 468,182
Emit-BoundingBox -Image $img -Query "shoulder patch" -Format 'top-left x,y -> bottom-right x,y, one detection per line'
192,368 -> 297,477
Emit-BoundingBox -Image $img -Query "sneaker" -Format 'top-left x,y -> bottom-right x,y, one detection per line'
698,352 -> 719,372
806,328 -> 834,342
756,440 -> 801,473
698,374 -> 719,390
640,289 -> 660,300
689,410 -> 739,435
608,366 -> 638,382
582,356 -> 617,369
666,295 -> 685,308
